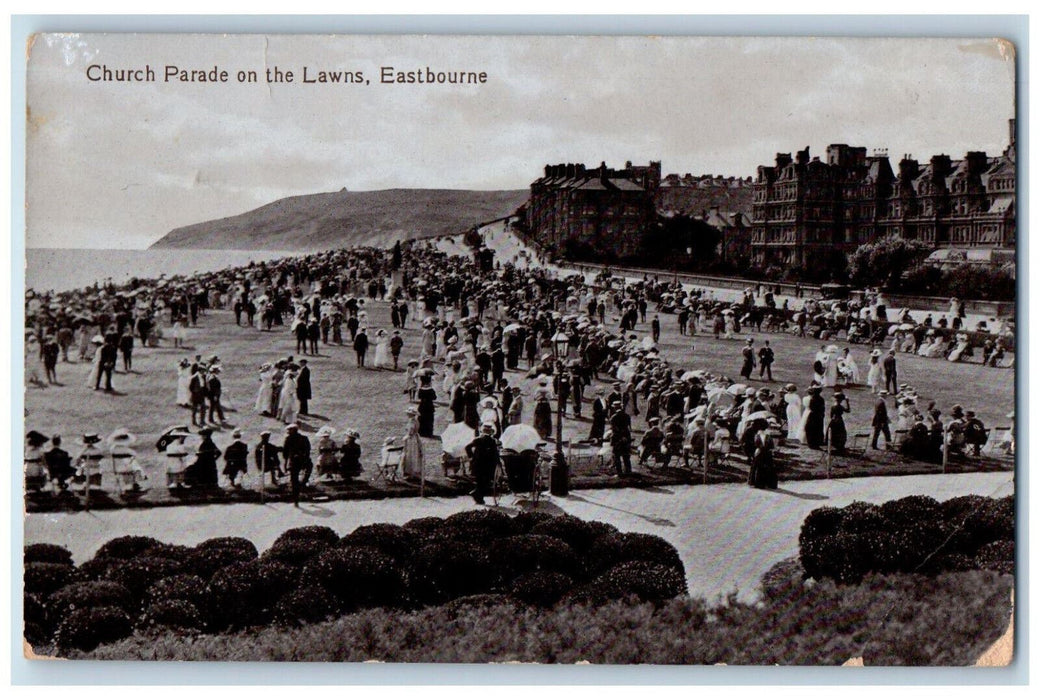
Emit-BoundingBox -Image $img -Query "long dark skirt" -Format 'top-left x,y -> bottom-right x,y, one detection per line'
534,400 -> 553,439
829,418 -> 847,453
805,410 -> 825,449
418,401 -> 436,437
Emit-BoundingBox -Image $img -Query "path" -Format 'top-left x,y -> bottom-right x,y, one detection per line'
24,471 -> 1014,603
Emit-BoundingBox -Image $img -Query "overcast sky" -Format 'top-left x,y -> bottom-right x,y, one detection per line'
26,34 -> 1016,249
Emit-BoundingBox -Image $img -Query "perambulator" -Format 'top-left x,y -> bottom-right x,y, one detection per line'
495,447 -> 549,505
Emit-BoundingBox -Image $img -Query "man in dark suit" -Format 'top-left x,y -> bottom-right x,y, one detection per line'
757,340 -> 775,382
296,359 -> 312,415
609,401 -> 633,477
207,366 -> 225,425
883,350 -> 898,393
282,424 -> 312,506
96,337 -> 118,391
44,435 -> 75,490
465,423 -> 500,504
354,327 -> 369,367
871,391 -> 892,450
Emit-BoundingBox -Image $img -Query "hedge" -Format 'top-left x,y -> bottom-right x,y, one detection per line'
800,495 -> 1015,584
300,546 -> 404,611
25,543 -> 73,567
136,600 -> 205,634
24,562 -> 78,597
206,559 -> 299,630
54,606 -> 134,652
338,523 -> 419,562
26,513 -> 689,650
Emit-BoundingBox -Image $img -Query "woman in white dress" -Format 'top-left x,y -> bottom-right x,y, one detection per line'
254,363 -> 275,415
85,338 -> 103,389
841,348 -> 861,385
400,407 -> 424,480
176,359 -> 192,407
784,384 -> 803,441
278,370 -> 299,424
373,329 -> 392,369
866,351 -> 883,395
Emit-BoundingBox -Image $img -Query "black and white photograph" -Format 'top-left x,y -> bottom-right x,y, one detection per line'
20,32 -> 1017,666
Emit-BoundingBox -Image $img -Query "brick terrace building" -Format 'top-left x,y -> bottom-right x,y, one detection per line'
750,120 -> 1016,273
526,161 -> 661,258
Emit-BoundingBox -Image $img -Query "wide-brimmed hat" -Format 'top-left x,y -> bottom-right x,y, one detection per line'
79,433 -> 102,445
480,423 -> 495,433
315,425 -> 336,438
198,427 -> 214,437
232,429 -> 243,439
108,428 -> 137,445
406,407 -> 419,416
285,423 -> 299,432
26,430 -> 49,446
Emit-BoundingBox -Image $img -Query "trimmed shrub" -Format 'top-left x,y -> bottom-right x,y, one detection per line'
567,561 -> 686,606
145,574 -> 209,609
800,495 -> 1016,583
273,585 -> 342,626
25,543 -> 73,567
489,535 -> 579,581
507,571 -> 575,607
300,546 -> 404,611
529,515 -> 601,552
759,558 -> 806,602
402,516 -> 445,534
408,540 -> 497,605
54,606 -> 133,652
77,557 -> 120,582
262,538 -> 332,569
137,600 -> 205,634
24,562 -> 78,597
94,535 -> 165,561
141,543 -> 194,563
511,510 -> 558,533
271,526 -> 340,549
105,557 -> 183,602
442,509 -> 518,541
207,559 -> 299,630
24,592 -> 51,645
196,537 -> 259,559
836,502 -> 888,533
974,540 -> 1014,575
799,506 -> 845,543
338,523 -> 419,562
801,532 -> 865,584
183,545 -> 257,581
48,581 -> 134,625
879,496 -> 941,526
584,532 -> 685,578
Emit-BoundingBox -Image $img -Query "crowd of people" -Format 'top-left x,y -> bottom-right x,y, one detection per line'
24,234 -> 1016,505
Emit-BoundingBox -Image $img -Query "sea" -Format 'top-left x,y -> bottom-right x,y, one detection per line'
24,248 -> 298,294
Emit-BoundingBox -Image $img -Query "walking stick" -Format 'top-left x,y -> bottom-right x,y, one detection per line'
942,428 -> 949,475
259,443 -> 266,505
825,426 -> 832,479
702,425 -> 710,485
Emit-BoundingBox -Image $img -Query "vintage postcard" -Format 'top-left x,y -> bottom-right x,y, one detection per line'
22,33 -> 1016,665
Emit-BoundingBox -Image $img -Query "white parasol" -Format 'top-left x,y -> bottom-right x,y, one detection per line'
500,424 -> 543,453
745,411 -> 774,423
726,383 -> 747,396
440,422 -> 476,458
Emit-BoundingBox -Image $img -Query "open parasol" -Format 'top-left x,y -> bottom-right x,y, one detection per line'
500,424 -> 543,452
726,383 -> 747,396
440,422 -> 476,458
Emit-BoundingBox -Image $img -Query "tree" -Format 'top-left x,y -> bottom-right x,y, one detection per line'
847,235 -> 933,289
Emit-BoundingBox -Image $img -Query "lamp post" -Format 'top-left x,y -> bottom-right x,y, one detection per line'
551,333 -> 570,496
